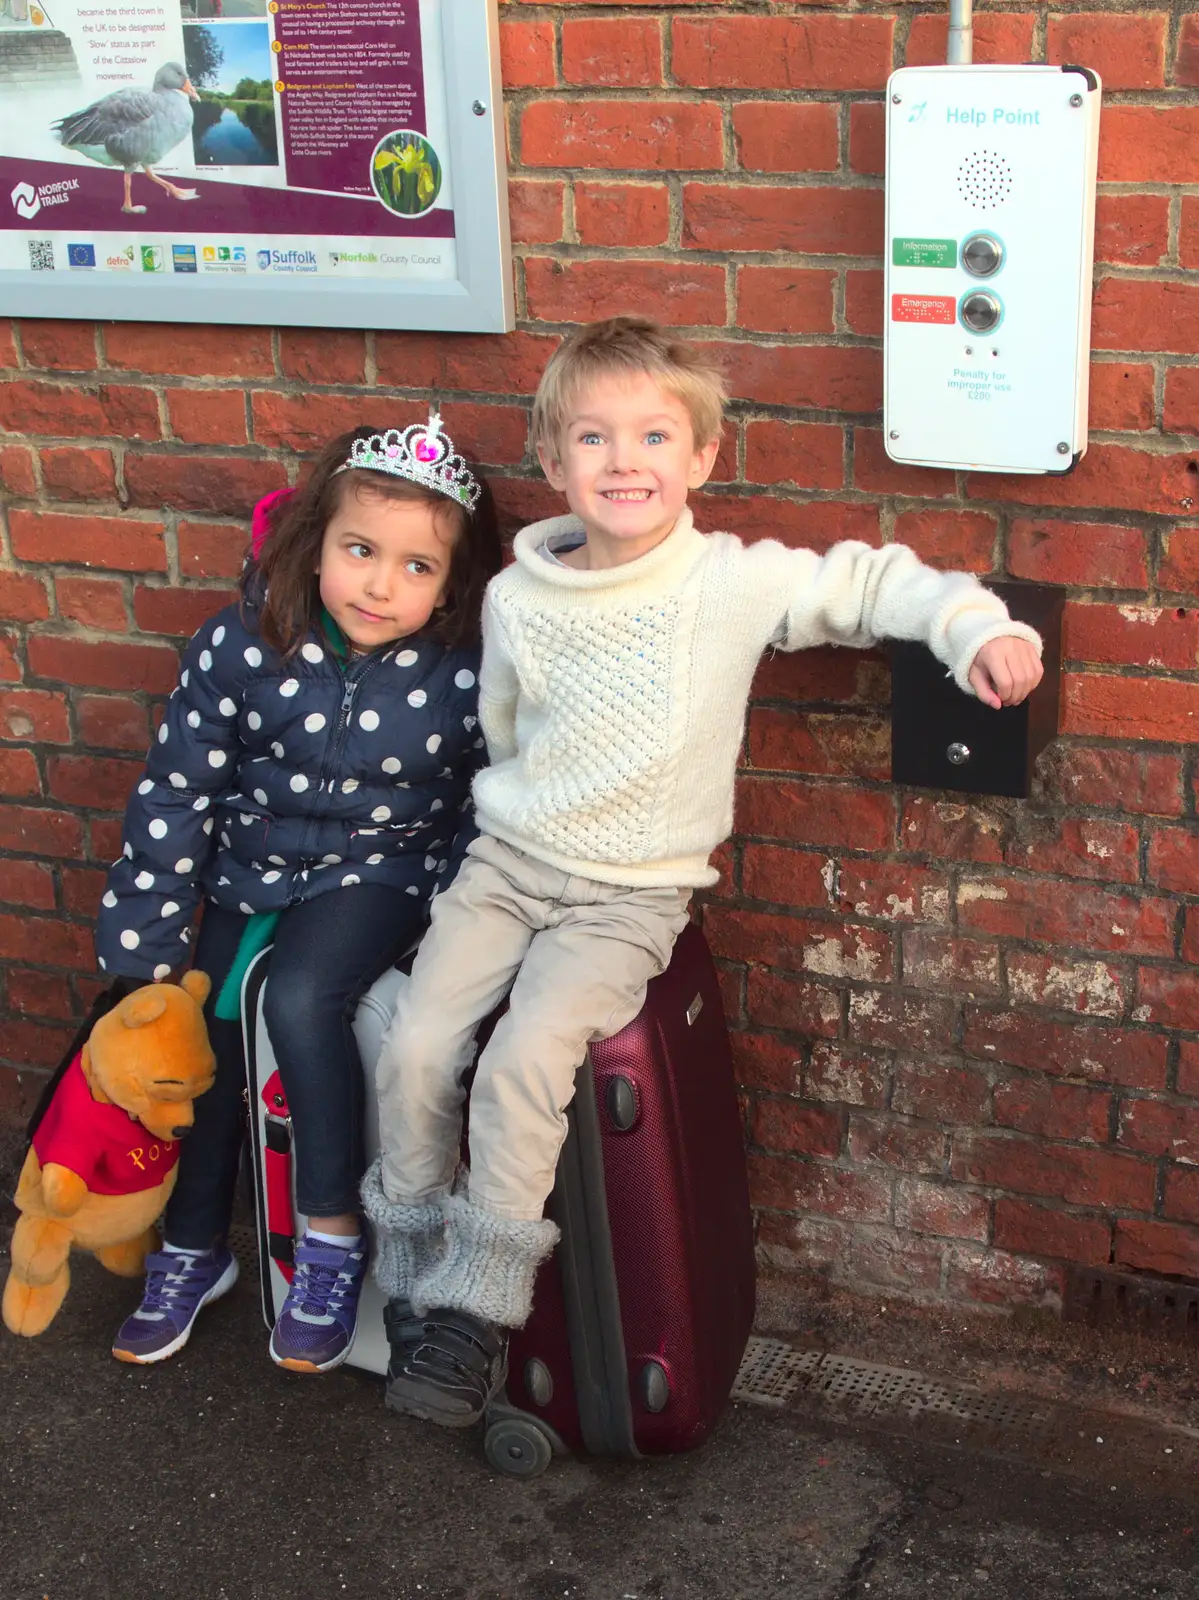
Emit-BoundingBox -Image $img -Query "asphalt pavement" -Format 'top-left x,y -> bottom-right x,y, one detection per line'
2,1228 -> 1198,1600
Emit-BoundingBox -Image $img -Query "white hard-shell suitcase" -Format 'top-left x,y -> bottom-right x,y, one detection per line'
242,945 -> 400,1375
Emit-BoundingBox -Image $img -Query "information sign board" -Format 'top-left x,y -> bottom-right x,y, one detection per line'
0,0 -> 512,330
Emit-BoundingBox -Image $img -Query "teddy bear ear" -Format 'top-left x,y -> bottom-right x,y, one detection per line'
181,969 -> 212,1007
122,987 -> 169,1029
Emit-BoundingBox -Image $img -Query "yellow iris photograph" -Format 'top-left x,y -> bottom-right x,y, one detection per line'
370,129 -> 442,217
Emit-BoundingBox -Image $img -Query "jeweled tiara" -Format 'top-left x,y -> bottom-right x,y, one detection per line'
336,408 -> 481,511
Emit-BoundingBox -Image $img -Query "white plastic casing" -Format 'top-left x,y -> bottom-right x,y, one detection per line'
883,64 -> 1101,475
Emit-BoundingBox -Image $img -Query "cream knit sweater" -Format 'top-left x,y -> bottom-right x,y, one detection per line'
473,509 -> 1041,889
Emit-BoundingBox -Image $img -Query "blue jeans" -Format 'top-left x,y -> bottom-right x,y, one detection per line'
164,885 -> 425,1250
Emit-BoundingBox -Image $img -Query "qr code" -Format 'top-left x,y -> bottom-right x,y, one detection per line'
28,240 -> 54,271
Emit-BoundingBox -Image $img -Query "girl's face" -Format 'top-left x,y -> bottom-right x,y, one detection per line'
316,485 -> 458,651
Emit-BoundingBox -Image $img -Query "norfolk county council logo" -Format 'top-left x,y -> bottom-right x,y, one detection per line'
172,244 -> 197,273
329,250 -> 379,267
67,242 -> 96,269
141,245 -> 165,272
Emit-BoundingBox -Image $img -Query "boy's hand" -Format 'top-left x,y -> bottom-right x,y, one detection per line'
967,636 -> 1043,710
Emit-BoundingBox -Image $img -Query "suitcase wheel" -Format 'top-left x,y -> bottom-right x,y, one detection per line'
483,1415 -> 554,1480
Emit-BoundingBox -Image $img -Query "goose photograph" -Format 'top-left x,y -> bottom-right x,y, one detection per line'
51,59 -> 200,214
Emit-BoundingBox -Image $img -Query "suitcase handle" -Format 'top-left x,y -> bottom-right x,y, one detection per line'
261,1070 -> 296,1281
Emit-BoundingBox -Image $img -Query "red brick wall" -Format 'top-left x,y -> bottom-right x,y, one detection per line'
3,1 -> 1199,1313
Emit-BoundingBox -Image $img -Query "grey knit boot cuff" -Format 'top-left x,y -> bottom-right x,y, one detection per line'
360,1157 -> 446,1302
410,1191 -> 560,1328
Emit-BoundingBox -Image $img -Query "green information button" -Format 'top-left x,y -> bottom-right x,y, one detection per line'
892,238 -> 957,269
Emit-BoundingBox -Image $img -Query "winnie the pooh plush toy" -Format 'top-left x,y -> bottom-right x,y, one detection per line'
3,972 -> 215,1338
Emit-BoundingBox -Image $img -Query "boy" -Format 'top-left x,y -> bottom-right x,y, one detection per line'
363,317 -> 1043,1426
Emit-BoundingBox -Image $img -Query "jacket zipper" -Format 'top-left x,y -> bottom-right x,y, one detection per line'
291,653 -> 383,896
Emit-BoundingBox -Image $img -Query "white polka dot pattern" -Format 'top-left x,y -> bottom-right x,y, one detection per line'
96,603 -> 483,977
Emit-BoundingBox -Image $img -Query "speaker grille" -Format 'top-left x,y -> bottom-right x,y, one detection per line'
957,150 -> 1013,210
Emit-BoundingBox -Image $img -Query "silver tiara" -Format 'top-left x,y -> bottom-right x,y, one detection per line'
336,408 -> 481,511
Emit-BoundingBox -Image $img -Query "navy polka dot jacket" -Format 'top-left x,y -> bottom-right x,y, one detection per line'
95,593 -> 485,981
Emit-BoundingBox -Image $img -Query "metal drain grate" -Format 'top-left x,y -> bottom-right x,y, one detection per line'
228,1221 -> 259,1265
808,1355 -> 1051,1438
732,1336 -> 822,1408
1065,1263 -> 1199,1338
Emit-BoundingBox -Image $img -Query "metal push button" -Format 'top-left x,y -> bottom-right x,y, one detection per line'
961,232 -> 1004,277
946,742 -> 971,766
960,291 -> 1002,333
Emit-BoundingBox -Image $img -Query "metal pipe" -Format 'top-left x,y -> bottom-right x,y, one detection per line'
947,0 -> 974,64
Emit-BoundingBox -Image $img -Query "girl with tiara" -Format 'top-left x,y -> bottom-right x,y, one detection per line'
96,414 -> 502,1373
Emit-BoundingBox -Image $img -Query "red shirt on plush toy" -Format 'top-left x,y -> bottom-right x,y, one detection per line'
32,1053 -> 181,1196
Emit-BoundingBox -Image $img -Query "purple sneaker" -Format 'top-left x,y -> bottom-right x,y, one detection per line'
112,1246 -> 239,1364
269,1233 -> 366,1374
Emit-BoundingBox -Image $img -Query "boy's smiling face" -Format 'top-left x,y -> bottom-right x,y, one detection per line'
537,372 -> 721,568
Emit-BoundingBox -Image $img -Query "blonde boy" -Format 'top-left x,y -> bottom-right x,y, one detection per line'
363,317 -> 1042,1426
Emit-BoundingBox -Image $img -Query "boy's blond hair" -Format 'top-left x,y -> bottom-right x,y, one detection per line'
531,316 -> 727,452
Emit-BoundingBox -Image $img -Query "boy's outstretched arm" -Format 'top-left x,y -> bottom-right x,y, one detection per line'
968,635 -> 1043,709
761,539 -> 1044,707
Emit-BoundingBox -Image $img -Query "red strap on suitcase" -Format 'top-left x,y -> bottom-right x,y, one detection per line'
260,1070 -> 296,1284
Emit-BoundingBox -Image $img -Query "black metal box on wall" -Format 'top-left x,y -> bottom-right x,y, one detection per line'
889,581 -> 1064,799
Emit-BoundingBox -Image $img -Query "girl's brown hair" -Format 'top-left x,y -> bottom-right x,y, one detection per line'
248,424 -> 502,659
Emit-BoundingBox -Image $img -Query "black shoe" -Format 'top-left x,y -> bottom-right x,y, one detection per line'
382,1296 -> 426,1384
385,1306 -> 508,1429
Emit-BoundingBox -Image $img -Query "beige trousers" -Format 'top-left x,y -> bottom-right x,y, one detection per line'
375,833 -> 692,1220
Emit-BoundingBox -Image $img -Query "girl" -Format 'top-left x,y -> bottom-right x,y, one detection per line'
96,413 -> 502,1373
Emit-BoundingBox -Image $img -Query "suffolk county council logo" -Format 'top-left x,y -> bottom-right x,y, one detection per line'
67,242 -> 95,269
257,248 -> 271,270
172,244 -> 197,273
141,245 -> 164,273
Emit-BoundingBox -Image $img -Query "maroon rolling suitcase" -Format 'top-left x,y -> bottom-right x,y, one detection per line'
483,920 -> 756,1477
